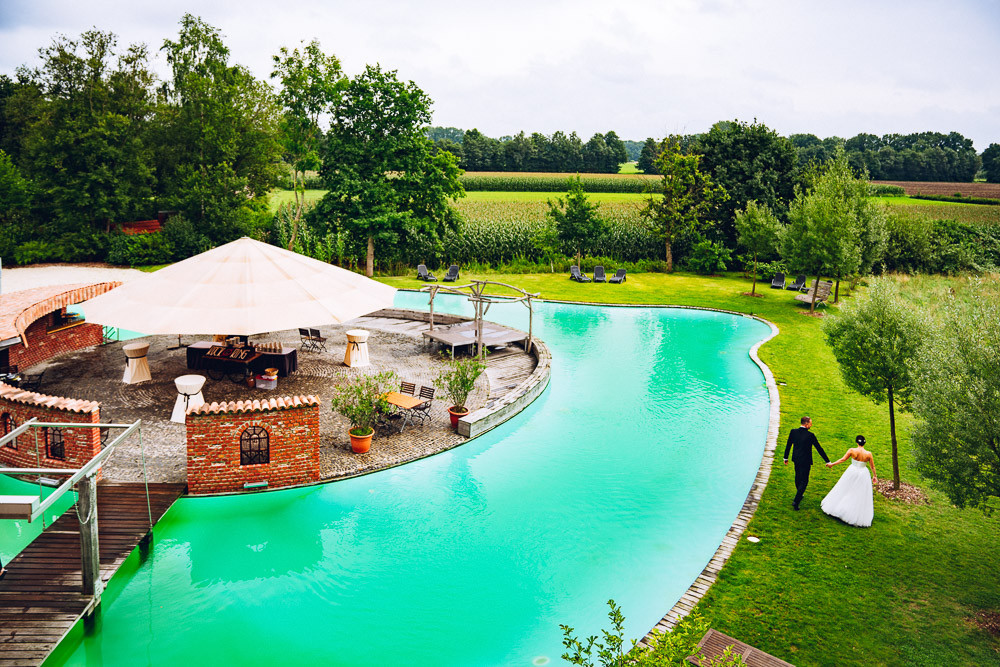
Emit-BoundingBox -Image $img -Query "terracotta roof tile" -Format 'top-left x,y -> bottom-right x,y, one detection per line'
188,395 -> 320,416
0,381 -> 100,414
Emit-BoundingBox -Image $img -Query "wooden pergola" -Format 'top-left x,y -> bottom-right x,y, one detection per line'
421,280 -> 539,358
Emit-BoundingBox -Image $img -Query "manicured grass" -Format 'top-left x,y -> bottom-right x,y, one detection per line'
270,188 -> 326,210
379,270 -> 1000,665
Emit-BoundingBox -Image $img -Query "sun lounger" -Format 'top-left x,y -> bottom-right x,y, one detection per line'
770,272 -> 785,289
569,265 -> 591,282
443,265 -> 459,282
787,274 -> 807,291
593,265 -> 607,283
417,264 -> 437,281
609,269 -> 627,284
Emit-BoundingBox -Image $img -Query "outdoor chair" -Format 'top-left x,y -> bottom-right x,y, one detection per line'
20,370 -> 44,392
770,272 -> 786,289
795,280 -> 834,306
609,269 -> 627,284
442,265 -> 460,282
787,274 -> 807,291
411,385 -> 435,425
569,266 -> 591,283
593,265 -> 607,283
417,264 -> 437,281
308,328 -> 328,351
400,381 -> 416,396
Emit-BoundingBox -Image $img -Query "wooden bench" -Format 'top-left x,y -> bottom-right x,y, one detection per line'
686,629 -> 794,666
794,279 -> 833,306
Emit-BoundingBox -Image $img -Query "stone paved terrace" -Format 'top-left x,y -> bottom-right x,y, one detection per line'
29,312 -> 537,485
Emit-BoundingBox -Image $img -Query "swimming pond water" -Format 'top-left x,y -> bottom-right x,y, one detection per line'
43,295 -> 772,666
0,474 -> 76,566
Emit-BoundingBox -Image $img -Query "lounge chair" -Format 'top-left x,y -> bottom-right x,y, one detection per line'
411,385 -> 435,425
770,272 -> 785,289
795,280 -> 834,306
609,269 -> 627,284
417,264 -> 437,281
442,265 -> 459,282
569,266 -> 591,282
786,274 -> 807,291
593,265 -> 607,283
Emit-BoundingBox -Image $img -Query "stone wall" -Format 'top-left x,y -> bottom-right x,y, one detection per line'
0,382 -> 101,470
186,396 -> 321,495
9,315 -> 104,371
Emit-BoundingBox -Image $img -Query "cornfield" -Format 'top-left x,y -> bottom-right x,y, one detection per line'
460,171 -> 659,193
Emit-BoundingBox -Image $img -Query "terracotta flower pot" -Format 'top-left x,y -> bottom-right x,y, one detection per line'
349,427 -> 374,453
448,406 -> 469,430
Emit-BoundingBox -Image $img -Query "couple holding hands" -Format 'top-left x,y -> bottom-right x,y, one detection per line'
784,416 -> 877,527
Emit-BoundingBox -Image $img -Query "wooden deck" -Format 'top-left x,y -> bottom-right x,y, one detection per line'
686,629 -> 794,666
0,482 -> 185,666
484,348 -> 537,402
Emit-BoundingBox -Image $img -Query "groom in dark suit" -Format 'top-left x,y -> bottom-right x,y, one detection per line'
783,416 -> 829,510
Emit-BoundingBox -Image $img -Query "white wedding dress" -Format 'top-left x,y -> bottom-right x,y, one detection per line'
821,460 -> 874,527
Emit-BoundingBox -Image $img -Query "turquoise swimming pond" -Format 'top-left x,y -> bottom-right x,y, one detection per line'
43,295 -> 772,666
0,475 -> 76,567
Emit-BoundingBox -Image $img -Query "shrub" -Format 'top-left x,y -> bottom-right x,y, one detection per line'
686,239 -> 732,274
910,193 -> 1000,206
330,370 -> 398,435
106,232 -> 175,266
436,353 -> 487,410
162,215 -> 211,260
870,184 -> 906,196
13,240 -> 60,265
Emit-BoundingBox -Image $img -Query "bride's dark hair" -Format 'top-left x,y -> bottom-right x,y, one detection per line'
856,435 -> 866,446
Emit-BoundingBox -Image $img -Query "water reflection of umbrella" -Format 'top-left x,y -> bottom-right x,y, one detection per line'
81,237 -> 395,336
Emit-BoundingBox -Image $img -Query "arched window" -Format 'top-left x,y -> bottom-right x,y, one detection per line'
240,426 -> 269,465
44,427 -> 65,460
2,412 -> 17,449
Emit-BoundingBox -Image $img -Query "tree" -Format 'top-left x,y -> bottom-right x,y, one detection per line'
271,39 -> 344,250
636,137 -> 659,174
824,279 -> 927,489
0,149 -> 31,213
547,175 -> 603,265
318,64 -> 464,276
603,131 -> 628,171
158,14 -> 282,241
735,201 -> 782,295
911,293 -> 1000,513
641,137 -> 727,271
982,143 -> 1000,183
693,119 -> 796,248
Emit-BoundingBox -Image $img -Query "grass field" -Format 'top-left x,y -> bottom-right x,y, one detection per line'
874,196 -> 1000,225
379,270 -> 1000,666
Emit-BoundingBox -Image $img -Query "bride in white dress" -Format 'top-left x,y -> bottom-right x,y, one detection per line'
821,435 -> 877,527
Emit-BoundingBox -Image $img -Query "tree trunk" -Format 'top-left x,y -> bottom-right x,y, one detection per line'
834,275 -> 841,304
750,252 -> 758,295
288,169 -> 303,251
366,236 -> 374,278
665,241 -> 673,272
889,385 -> 900,490
810,275 -> 819,313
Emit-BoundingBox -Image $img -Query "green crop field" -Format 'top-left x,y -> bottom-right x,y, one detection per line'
875,196 -> 1000,225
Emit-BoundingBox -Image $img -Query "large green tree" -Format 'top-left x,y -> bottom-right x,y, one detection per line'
693,119 -> 796,248
318,64 -> 464,276
547,175 -> 604,265
911,292 -> 1000,513
157,14 -> 282,241
982,143 -> 1000,183
735,200 -> 782,295
824,279 -> 927,489
271,39 -> 344,250
636,137 -> 659,174
641,137 -> 727,272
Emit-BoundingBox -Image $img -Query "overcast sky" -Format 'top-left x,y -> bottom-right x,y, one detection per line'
2,0 -> 998,150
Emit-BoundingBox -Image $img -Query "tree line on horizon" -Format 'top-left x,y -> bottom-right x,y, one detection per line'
427,125 -> 999,183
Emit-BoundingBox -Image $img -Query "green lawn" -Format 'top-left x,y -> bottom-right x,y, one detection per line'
379,270 -> 1000,666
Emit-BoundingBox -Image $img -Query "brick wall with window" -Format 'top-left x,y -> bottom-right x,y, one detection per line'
185,395 -> 321,495
0,382 -> 102,470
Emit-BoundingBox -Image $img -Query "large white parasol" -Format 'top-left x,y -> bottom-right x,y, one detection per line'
81,237 -> 396,335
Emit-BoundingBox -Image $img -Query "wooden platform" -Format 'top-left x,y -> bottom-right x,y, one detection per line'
0,482 -> 185,666
421,321 -> 528,355
484,348 -> 537,402
686,629 -> 794,666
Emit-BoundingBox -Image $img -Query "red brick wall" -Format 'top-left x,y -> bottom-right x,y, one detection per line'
9,315 -> 104,371
186,402 -> 321,495
0,385 -> 102,470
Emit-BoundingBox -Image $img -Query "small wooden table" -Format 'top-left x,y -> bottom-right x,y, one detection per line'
383,391 -> 426,432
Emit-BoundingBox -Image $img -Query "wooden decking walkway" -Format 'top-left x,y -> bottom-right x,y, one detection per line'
0,482 -> 185,666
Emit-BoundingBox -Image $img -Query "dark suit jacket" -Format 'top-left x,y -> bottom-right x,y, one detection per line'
784,427 -> 829,466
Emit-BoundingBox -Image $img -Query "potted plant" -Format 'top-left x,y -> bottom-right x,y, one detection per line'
331,370 -> 397,453
436,353 -> 487,429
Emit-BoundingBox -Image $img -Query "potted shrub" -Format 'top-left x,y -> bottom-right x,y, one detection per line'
436,353 -> 487,429
331,371 -> 397,453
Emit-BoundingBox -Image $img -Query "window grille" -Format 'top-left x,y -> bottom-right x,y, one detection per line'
2,413 -> 16,449
240,426 -> 269,465
44,427 -> 65,460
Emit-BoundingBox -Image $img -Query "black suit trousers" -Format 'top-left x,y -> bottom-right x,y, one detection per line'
793,463 -> 811,505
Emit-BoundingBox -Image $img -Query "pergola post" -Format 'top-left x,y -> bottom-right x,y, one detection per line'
428,285 -> 436,331
77,474 -> 103,605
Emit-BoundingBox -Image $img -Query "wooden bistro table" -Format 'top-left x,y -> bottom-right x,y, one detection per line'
383,391 -> 426,433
